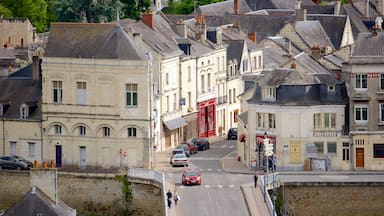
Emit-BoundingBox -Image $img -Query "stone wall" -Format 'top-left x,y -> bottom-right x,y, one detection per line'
0,171 -> 163,216
283,184 -> 384,216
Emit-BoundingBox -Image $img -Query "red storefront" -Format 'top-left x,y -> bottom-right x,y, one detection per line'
198,98 -> 216,138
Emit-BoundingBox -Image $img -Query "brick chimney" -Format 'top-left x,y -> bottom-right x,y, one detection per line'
290,62 -> 296,69
311,44 -> 322,59
234,0 -> 239,14
195,15 -> 206,42
142,12 -> 154,29
248,32 -> 257,42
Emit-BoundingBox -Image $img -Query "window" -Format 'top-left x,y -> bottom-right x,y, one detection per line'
314,142 -> 323,153
229,89 -> 232,104
20,104 -> 28,119
254,56 -> 257,70
268,113 -> 276,129
380,103 -> 384,122
166,73 -> 169,85
53,81 -> 63,103
79,126 -> 86,136
103,127 -> 110,137
380,73 -> 384,91
126,84 -> 138,106
355,74 -> 367,89
166,96 -> 169,112
258,56 -> 262,68
208,73 -> 211,90
188,92 -> 191,109
188,66 -> 191,82
313,113 -> 321,129
173,93 -> 177,111
324,113 -> 336,128
128,127 -> 137,137
374,144 -> 384,158
234,109 -> 238,123
342,142 -> 349,161
29,142 -> 35,157
233,88 -> 236,103
257,113 -> 265,128
327,142 -> 337,153
201,75 -> 205,92
355,105 -> 368,122
217,57 -> 220,71
262,87 -> 276,101
76,82 -> 87,105
54,124 -> 62,135
10,141 -> 16,155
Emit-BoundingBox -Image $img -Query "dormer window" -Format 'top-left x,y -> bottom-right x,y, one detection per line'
262,87 -> 276,101
20,104 -> 29,119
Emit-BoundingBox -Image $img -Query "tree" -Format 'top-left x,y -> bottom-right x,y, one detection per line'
120,0 -> 150,20
0,0 -> 47,32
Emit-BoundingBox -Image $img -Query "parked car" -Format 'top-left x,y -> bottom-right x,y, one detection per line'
227,128 -> 238,140
181,142 -> 198,155
170,153 -> 189,167
176,144 -> 191,157
181,169 -> 202,186
169,149 -> 186,164
190,138 -> 210,151
0,156 -> 29,170
12,155 -> 33,168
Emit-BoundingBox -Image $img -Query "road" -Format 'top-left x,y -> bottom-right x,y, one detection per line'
166,139 -> 252,216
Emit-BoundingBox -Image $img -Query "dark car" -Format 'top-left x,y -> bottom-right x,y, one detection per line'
181,169 -> 202,186
176,144 -> 191,157
12,155 -> 33,168
181,142 -> 198,155
0,156 -> 29,170
190,138 -> 210,151
227,128 -> 238,140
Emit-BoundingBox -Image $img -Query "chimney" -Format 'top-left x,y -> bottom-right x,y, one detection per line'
290,62 -> 296,69
30,162 -> 58,204
216,28 -> 223,44
248,32 -> 257,42
142,12 -> 154,29
234,0 -> 239,14
365,0 -> 369,18
295,2 -> 307,21
195,15 -> 206,42
334,0 -> 341,15
311,44 -> 322,59
32,56 -> 40,80
174,19 -> 187,38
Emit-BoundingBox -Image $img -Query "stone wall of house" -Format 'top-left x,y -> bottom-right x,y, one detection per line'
0,171 -> 163,216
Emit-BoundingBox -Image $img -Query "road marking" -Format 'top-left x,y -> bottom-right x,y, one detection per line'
205,185 -> 211,188
217,185 -> 223,188
229,185 -> 235,188
207,168 -> 213,171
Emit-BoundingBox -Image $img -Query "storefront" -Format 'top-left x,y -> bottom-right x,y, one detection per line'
198,98 -> 216,138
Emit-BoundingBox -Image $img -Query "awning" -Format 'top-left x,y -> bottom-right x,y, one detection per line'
164,117 -> 187,130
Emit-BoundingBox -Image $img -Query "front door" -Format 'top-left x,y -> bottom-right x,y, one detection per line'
356,148 -> 364,168
290,140 -> 301,162
80,146 -> 86,168
55,145 -> 62,167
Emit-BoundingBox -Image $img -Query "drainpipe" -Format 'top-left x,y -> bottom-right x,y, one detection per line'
41,120 -> 43,162
2,119 -> 5,156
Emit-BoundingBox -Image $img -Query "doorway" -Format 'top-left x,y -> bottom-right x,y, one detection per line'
55,145 -> 62,167
80,146 -> 86,168
356,148 -> 364,168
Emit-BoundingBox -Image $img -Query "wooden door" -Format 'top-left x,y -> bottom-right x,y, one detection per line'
290,140 -> 301,162
356,148 -> 364,167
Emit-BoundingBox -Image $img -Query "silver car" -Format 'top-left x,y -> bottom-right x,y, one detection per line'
171,153 -> 189,167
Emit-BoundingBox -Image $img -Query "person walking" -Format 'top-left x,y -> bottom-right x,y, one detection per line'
166,189 -> 173,209
167,198 -> 172,208
254,174 -> 258,188
174,192 -> 180,205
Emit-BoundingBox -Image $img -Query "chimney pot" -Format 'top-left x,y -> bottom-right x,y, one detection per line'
142,12 -> 154,29
234,0 -> 239,14
34,160 -> 38,169
42,161 -> 47,168
290,62 -> 296,69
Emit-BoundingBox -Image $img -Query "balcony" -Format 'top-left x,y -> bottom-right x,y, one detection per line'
216,95 -> 228,105
311,130 -> 343,137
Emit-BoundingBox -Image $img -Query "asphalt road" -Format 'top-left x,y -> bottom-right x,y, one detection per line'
166,139 -> 253,216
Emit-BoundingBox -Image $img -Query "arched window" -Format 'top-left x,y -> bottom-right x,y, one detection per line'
103,127 -> 110,137
54,124 -> 62,135
78,126 -> 86,136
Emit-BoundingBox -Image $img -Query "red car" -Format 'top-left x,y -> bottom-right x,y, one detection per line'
181,169 -> 202,186
181,142 -> 198,155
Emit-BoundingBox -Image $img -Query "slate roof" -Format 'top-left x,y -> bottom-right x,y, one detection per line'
194,0 -> 252,16
262,45 -> 291,70
264,36 -> 301,55
247,9 -> 295,16
295,20 -> 335,49
340,4 -> 369,39
248,68 -> 348,106
225,40 -> 244,67
352,31 -> 384,57
323,54 -> 344,68
307,14 -> 348,49
292,52 -> 333,75
245,0 -> 319,11
45,23 -> 143,60
0,76 -> 41,120
3,187 -> 76,216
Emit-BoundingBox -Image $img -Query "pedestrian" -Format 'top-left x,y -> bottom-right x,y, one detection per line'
166,189 -> 172,200
174,192 -> 180,205
167,198 -> 172,208
254,174 -> 258,188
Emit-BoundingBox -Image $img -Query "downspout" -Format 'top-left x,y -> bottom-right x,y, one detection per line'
40,120 -> 43,161
2,119 -> 5,156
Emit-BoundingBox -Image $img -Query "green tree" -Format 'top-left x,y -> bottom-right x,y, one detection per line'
121,0 -> 150,20
0,3 -> 13,18
163,0 -> 224,15
0,0 -> 47,32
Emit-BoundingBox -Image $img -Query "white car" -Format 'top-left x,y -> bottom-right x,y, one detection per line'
171,153 -> 189,167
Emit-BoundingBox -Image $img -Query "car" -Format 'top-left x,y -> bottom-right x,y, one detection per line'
170,153 -> 189,167
227,128 -> 238,140
175,144 -> 191,157
190,138 -> 210,151
181,169 -> 202,186
181,142 -> 198,155
0,156 -> 29,170
169,149 -> 186,164
12,155 -> 33,168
